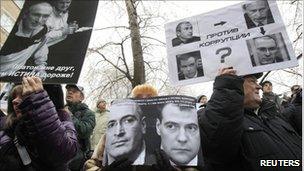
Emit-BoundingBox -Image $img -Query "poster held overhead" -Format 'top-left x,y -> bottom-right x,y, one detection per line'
103,96 -> 203,167
165,0 -> 298,86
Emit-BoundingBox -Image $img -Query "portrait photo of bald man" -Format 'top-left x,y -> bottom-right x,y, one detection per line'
246,33 -> 291,67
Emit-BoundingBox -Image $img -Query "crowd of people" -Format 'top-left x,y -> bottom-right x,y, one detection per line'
0,68 -> 301,171
0,0 -> 301,170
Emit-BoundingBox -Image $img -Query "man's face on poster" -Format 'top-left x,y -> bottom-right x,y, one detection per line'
177,23 -> 193,40
106,103 -> 146,159
24,3 -> 52,30
180,57 -> 197,79
156,104 -> 200,165
56,0 -> 72,12
254,37 -> 278,65
245,1 -> 269,24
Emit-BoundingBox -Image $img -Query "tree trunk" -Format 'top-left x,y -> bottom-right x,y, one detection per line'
125,0 -> 145,88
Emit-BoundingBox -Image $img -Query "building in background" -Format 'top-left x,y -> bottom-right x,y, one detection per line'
1,0 -> 24,48
0,0 -> 24,112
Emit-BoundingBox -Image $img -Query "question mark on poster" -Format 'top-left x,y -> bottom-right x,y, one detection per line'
216,47 -> 232,63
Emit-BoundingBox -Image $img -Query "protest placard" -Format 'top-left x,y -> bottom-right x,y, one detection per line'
103,95 -> 203,166
0,0 -> 98,84
165,0 -> 298,86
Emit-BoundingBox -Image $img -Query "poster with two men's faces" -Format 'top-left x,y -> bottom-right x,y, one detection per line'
165,0 -> 298,86
103,95 -> 203,167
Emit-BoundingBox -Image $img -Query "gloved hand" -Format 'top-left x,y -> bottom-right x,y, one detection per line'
43,84 -> 64,110
152,149 -> 180,171
104,157 -> 133,171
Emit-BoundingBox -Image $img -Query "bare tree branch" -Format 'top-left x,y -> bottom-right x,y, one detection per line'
282,69 -> 302,77
94,26 -> 129,31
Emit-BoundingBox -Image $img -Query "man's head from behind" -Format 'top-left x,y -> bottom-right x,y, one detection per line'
65,84 -> 84,104
179,53 -> 198,79
23,2 -> 52,31
261,81 -> 273,94
106,100 -> 146,162
156,103 -> 200,165
254,36 -> 278,65
243,73 -> 263,109
176,21 -> 194,42
244,0 -> 269,24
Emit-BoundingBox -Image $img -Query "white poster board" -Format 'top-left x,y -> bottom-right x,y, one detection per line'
165,0 -> 298,86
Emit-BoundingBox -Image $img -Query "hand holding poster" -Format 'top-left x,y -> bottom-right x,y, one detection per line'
0,0 -> 98,84
103,96 -> 203,167
165,0 -> 298,86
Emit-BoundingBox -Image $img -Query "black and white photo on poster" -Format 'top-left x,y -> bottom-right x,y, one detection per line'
172,21 -> 201,47
246,33 -> 290,67
242,0 -> 275,29
0,0 -> 99,84
103,96 -> 203,166
165,0 -> 298,86
176,51 -> 204,81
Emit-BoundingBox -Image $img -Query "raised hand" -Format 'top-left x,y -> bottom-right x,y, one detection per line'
217,67 -> 237,76
22,76 -> 43,96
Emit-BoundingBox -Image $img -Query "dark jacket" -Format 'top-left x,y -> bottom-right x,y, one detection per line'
67,102 -> 96,170
198,75 -> 301,171
281,90 -> 302,135
0,90 -> 78,171
172,36 -> 201,47
262,92 -> 282,112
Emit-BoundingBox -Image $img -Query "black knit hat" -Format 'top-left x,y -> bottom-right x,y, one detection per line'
243,72 -> 263,79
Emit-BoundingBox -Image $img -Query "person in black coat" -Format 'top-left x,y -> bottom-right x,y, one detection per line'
281,85 -> 302,136
198,68 -> 301,171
